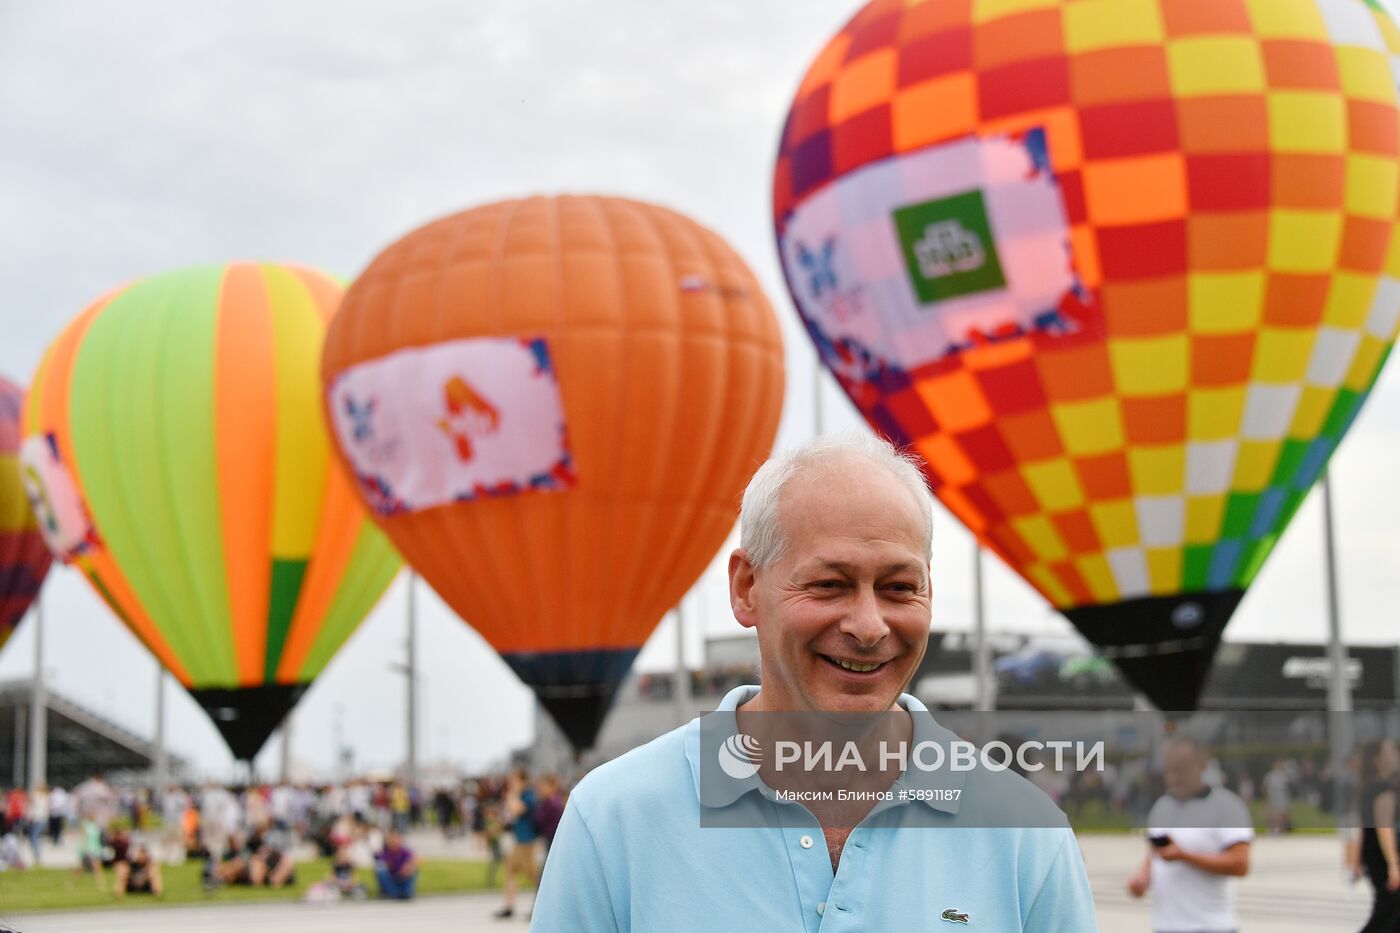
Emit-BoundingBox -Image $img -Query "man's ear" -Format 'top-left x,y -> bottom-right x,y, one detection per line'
728,548 -> 759,629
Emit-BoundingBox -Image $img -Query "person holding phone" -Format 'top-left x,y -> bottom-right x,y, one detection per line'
1126,735 -> 1252,933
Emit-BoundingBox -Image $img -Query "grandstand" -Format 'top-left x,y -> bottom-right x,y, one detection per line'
0,679 -> 184,788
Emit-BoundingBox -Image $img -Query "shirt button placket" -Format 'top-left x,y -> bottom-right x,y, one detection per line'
825,833 -> 868,926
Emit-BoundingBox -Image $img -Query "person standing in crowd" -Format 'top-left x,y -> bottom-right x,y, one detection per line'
433,785 -> 456,838
481,795 -> 504,888
199,780 -> 238,863
46,784 -> 68,846
3,788 -> 25,841
533,774 -> 565,869
1356,739 -> 1400,931
74,809 -> 107,890
494,768 -> 539,920
1127,735 -> 1253,933
389,782 -> 411,834
374,829 -> 420,900
160,784 -> 190,864
23,785 -> 48,865
1263,757 -> 1293,835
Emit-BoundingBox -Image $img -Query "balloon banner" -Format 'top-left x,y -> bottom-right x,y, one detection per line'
327,335 -> 575,515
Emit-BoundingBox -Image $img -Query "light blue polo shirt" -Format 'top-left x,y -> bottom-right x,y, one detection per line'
532,685 -> 1098,932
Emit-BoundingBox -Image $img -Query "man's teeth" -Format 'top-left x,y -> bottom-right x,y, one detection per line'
829,656 -> 881,673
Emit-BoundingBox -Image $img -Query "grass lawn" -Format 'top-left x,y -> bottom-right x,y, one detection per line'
0,858 -> 503,913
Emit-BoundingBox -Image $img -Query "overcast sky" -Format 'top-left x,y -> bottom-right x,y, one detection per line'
3,0 -> 1400,780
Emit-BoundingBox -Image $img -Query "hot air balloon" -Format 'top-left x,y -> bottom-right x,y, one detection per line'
322,195 -> 786,751
774,0 -> 1400,708
1,376 -> 51,650
22,264 -> 402,760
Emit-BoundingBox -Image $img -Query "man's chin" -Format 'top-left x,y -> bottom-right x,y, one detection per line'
812,686 -> 901,715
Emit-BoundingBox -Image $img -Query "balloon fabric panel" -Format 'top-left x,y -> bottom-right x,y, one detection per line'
69,269 -> 237,684
775,0 -> 1400,708
0,377 -> 50,649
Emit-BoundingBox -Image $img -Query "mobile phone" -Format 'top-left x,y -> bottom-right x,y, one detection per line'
1149,835 -> 1172,848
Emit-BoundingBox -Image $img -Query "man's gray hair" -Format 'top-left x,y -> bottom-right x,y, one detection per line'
739,431 -> 935,568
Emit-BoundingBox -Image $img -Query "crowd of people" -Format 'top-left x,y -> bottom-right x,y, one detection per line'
0,765 -> 568,910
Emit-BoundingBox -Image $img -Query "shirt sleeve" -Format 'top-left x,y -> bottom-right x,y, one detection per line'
531,799 -> 623,933
1215,794 -> 1255,849
1022,830 -> 1099,932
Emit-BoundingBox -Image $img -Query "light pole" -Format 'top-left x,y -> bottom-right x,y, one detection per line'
972,545 -> 994,711
406,572 -> 417,786
1321,469 -> 1352,819
153,667 -> 167,801
28,594 -> 45,791
388,574 -> 420,786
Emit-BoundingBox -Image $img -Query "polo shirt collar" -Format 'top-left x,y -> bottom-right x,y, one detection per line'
684,685 -> 965,815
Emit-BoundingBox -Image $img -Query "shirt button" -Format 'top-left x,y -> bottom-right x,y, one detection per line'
817,902 -> 826,915
799,834 -> 814,849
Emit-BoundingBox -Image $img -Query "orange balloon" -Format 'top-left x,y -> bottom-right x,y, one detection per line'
322,196 -> 785,748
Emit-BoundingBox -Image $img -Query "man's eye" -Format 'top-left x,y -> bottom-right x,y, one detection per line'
812,580 -> 844,590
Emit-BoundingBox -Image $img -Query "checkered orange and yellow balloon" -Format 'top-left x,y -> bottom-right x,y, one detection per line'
774,0 -> 1400,708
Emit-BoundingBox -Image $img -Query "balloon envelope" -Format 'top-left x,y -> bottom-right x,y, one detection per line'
23,264 -> 402,759
774,0 -> 1400,708
0,376 -> 51,650
323,195 -> 786,750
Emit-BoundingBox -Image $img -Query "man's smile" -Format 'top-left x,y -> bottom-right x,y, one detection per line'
818,653 -> 892,675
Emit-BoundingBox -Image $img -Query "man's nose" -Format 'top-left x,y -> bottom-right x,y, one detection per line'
839,586 -> 888,648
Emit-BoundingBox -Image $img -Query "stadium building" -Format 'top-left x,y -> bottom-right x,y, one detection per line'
0,678 -> 183,788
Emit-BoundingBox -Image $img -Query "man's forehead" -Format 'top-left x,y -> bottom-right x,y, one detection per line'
779,462 -> 927,528
795,554 -> 927,575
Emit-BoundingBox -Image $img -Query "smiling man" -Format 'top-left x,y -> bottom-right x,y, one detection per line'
531,433 -> 1098,931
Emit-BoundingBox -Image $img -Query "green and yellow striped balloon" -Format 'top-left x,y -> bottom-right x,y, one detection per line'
22,263 -> 400,760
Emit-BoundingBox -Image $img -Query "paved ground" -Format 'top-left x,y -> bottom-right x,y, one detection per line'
7,833 -> 1370,931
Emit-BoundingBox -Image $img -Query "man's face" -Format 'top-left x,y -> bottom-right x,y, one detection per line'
730,457 -> 931,714
1162,742 -> 1206,800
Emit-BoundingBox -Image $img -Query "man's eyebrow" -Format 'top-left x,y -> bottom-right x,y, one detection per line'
801,559 -> 926,576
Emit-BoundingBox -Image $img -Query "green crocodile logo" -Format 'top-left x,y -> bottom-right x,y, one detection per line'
941,908 -> 970,923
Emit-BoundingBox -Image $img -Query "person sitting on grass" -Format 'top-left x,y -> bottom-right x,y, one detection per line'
248,833 -> 297,888
113,841 -> 162,898
204,831 -> 253,889
330,838 -> 366,899
305,838 -> 369,902
373,830 -> 420,900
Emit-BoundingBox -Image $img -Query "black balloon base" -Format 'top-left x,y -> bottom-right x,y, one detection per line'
1063,590 -> 1244,711
502,649 -> 640,753
189,683 -> 308,763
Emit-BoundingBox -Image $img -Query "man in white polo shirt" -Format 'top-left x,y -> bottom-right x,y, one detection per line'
1127,734 -> 1253,933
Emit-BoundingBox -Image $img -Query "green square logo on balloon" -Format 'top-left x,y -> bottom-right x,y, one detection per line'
893,190 -> 1007,304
